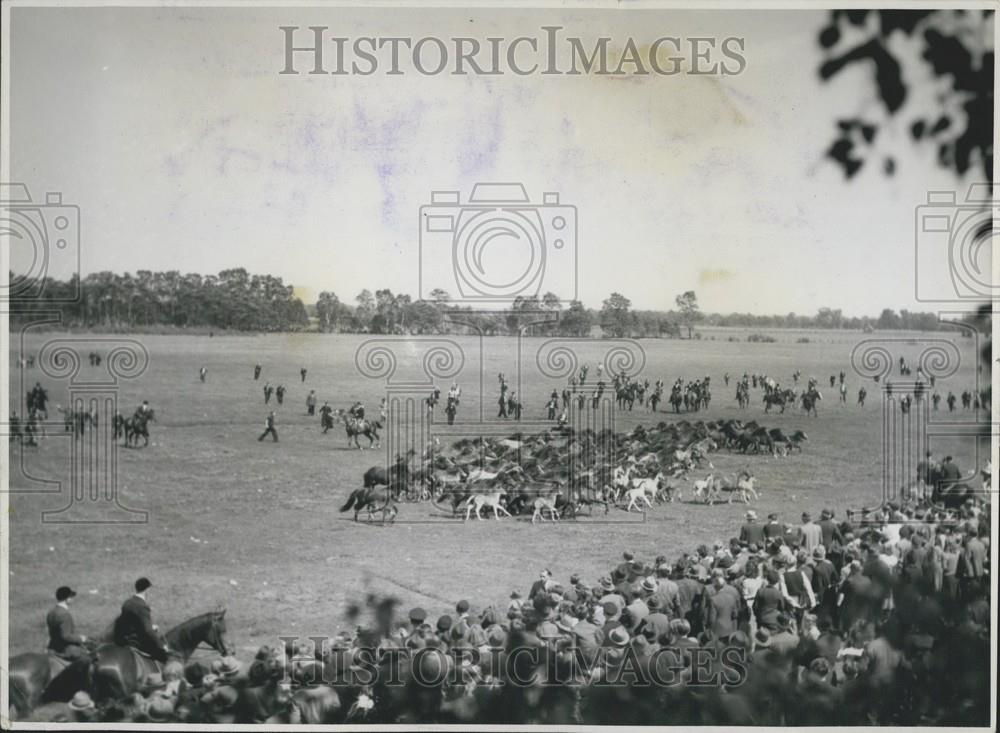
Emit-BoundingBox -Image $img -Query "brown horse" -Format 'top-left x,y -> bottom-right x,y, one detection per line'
92,608 -> 232,702
7,653 -> 94,721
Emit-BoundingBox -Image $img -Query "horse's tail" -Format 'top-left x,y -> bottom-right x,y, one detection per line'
340,489 -> 361,512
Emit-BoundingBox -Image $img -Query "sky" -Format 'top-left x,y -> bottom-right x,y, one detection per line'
7,5 -> 993,316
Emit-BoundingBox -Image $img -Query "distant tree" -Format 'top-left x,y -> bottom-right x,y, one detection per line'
559,300 -> 593,337
429,288 -> 451,306
600,292 -> 632,338
675,291 -> 703,339
877,307 -> 902,330
354,289 -> 375,331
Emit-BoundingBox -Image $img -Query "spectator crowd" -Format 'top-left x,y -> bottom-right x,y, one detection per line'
27,497 -> 991,725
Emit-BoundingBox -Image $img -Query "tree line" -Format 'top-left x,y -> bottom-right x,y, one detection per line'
9,270 -> 955,336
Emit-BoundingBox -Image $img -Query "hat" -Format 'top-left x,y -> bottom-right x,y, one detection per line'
602,600 -> 619,617
135,577 -> 152,593
456,599 -> 470,614
623,551 -> 634,561
641,577 -> 658,593
711,568 -> 725,579
509,590 -> 521,599
813,546 -> 826,559
754,628 -> 771,648
608,627 -> 630,647
646,596 -> 662,611
146,697 -> 176,722
599,576 -> 615,592
409,607 -> 427,623
218,657 -> 242,677
569,574 -> 580,585
56,586 -> 77,601
767,513 -> 778,521
436,615 -> 453,633
68,691 -> 95,712
486,625 -> 507,648
745,510 -> 757,520
821,508 -> 833,519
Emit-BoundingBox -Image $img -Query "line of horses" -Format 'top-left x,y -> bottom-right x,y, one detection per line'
337,418 -> 804,525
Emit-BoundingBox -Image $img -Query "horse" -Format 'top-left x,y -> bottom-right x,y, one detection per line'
92,608 -> 232,702
339,486 -> 398,523
340,413 -> 380,450
701,470 -> 755,505
362,452 -> 412,498
622,483 -> 654,512
531,496 -> 560,523
464,489 -> 511,520
7,653 -> 94,720
736,475 -> 759,502
123,409 -> 155,447
629,472 -> 666,506
801,389 -> 822,417
657,474 -> 685,503
692,473 -> 716,503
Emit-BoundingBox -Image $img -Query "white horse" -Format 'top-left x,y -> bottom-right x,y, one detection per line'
737,475 -> 759,502
464,489 -> 511,520
692,473 -> 716,503
531,496 -> 560,523
623,484 -> 654,512
630,472 -> 666,505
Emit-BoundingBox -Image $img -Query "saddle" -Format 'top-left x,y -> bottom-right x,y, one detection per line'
127,647 -> 164,687
46,651 -> 72,679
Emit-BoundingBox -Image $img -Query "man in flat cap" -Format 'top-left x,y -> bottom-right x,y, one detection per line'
47,586 -> 88,660
114,577 -> 169,662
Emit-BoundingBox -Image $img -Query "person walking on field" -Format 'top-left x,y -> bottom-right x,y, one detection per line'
254,363 -> 262,380
275,385 -> 286,405
258,411 -> 278,442
300,367 -> 307,383
306,390 -> 317,416
263,382 -> 273,404
320,402 -> 334,433
199,367 -> 207,383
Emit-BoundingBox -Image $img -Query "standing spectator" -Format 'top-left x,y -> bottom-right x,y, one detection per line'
305,390 -> 317,416
799,512 -> 822,554
704,569 -> 741,641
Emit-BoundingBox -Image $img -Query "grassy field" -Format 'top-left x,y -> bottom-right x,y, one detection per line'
5,330 -> 988,657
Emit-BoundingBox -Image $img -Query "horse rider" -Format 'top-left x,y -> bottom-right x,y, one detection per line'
258,411 -> 279,443
448,382 -> 461,406
114,577 -> 169,663
378,398 -> 387,425
137,400 -> 152,418
320,402 -> 334,432
47,585 -> 89,660
350,401 -> 365,421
